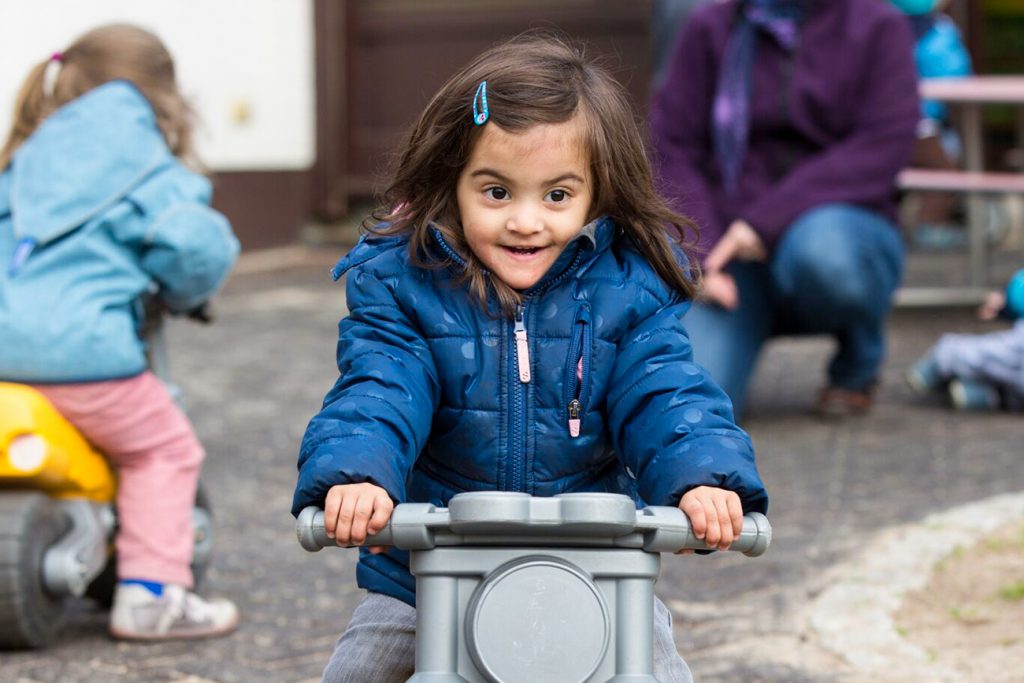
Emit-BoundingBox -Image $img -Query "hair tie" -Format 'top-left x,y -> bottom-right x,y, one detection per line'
472,81 -> 489,126
43,53 -> 63,97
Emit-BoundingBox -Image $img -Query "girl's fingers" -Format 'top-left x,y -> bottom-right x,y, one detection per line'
713,496 -> 733,549
367,494 -> 394,535
702,499 -> 721,548
681,497 -> 707,541
335,494 -> 358,546
727,493 -> 744,538
349,493 -> 377,544
323,489 -> 341,538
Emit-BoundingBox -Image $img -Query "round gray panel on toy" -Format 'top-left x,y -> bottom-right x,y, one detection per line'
465,557 -> 609,683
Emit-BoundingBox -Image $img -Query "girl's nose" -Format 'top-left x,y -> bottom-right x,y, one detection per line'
506,209 -> 543,234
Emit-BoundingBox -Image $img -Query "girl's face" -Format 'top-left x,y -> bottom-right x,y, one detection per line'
456,118 -> 593,291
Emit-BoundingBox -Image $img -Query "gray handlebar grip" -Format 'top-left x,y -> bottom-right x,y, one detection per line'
638,508 -> 771,557
296,506 -> 394,552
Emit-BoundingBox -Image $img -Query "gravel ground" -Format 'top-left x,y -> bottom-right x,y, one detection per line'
2,245 -> 1022,682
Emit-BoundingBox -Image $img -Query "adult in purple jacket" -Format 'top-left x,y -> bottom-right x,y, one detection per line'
650,0 -> 919,418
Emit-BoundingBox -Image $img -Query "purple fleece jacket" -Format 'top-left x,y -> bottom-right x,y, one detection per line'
649,0 -> 920,256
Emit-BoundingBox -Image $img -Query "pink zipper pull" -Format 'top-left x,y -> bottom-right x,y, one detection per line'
568,399 -> 581,437
514,307 -> 531,383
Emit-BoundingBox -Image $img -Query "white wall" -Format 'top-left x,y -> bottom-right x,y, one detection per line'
0,0 -> 315,171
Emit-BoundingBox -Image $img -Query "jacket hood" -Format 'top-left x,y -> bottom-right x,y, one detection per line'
6,80 -> 171,246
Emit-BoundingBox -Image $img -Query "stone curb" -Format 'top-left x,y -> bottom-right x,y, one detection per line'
807,491 -> 1024,681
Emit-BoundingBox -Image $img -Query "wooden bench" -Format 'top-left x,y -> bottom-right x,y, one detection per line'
896,76 -> 1024,305
898,169 -> 1024,194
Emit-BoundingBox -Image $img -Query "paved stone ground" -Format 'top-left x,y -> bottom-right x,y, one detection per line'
2,245 -> 1022,683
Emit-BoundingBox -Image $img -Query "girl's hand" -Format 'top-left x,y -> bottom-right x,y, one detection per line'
323,482 -> 394,555
677,486 -> 743,553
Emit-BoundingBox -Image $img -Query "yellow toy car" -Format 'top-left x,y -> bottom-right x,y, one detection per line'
0,380 -> 213,648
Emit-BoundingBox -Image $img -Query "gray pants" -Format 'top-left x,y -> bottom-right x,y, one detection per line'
323,591 -> 694,683
933,320 -> 1024,407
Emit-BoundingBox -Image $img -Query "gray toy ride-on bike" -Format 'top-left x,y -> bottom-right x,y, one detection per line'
297,491 -> 771,682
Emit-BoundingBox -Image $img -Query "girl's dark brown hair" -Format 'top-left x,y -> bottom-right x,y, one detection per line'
0,23 -> 196,170
368,31 -> 700,315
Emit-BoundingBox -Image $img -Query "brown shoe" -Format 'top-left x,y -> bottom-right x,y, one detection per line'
814,384 -> 875,417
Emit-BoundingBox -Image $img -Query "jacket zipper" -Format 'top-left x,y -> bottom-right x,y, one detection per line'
514,306 -> 531,383
564,304 -> 592,438
508,303 -> 530,491
505,245 -> 587,491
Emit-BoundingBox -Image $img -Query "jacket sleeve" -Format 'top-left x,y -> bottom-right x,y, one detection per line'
292,263 -> 440,516
130,168 -> 239,312
738,14 -> 919,246
648,12 -> 726,253
1001,268 -> 1024,320
140,204 -> 239,312
606,294 -> 768,513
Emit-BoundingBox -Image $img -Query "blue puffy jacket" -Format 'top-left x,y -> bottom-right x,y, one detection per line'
0,81 -> 239,383
293,217 -> 768,605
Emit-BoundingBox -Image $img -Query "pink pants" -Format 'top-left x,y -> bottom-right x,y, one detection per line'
34,372 -> 203,587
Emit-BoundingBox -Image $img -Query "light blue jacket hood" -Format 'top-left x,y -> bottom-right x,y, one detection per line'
4,81 -> 170,248
0,81 -> 239,383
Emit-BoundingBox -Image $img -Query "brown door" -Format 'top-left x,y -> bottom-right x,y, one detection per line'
313,0 -> 653,222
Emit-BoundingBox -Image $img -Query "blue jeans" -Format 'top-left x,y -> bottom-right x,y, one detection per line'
685,204 -> 904,416
322,592 -> 693,682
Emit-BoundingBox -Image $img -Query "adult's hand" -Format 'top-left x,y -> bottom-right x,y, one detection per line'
699,270 -> 740,310
704,220 -> 767,273
699,220 -> 766,310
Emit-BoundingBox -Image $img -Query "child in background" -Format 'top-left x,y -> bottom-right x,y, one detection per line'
0,24 -> 240,639
292,33 -> 768,682
908,268 -> 1024,411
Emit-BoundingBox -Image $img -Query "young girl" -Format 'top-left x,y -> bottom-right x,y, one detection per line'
0,24 -> 239,639
292,34 -> 768,682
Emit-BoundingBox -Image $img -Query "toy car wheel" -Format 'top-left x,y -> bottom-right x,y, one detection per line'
85,485 -> 214,607
0,492 -> 70,649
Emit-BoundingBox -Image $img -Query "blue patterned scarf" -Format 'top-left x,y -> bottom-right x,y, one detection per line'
713,0 -> 807,197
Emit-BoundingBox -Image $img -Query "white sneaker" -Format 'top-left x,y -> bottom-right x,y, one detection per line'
948,379 -> 1000,411
110,583 -> 239,641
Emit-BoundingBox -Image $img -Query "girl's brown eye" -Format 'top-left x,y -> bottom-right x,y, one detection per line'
485,187 -> 508,200
547,189 -> 568,202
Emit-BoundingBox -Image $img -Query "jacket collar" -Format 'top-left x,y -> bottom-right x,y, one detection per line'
8,80 -> 170,247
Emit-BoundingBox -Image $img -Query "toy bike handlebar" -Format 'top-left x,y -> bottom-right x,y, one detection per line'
296,492 -> 771,557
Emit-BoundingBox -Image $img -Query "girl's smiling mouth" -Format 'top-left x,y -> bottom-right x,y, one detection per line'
502,245 -> 545,257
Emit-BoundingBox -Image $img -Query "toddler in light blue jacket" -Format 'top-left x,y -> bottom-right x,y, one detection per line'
0,24 -> 239,640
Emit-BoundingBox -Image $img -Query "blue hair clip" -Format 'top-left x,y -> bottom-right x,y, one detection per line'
472,81 -> 489,126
